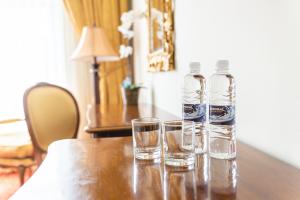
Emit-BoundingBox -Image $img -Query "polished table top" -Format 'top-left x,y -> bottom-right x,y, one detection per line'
11,137 -> 300,200
85,104 -> 176,136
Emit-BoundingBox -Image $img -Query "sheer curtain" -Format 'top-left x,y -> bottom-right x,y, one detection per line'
0,0 -> 82,120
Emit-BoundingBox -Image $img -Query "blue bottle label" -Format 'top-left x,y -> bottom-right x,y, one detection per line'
209,105 -> 235,125
183,104 -> 206,123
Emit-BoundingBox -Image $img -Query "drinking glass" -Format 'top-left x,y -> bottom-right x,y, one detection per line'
163,120 -> 195,167
132,118 -> 161,160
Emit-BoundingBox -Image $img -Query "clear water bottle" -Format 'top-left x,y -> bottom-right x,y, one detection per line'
209,60 -> 236,159
183,62 -> 207,154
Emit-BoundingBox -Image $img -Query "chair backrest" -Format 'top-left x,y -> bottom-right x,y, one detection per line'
23,83 -> 80,152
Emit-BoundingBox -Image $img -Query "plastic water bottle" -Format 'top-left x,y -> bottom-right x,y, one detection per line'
182,62 -> 207,154
209,60 -> 236,159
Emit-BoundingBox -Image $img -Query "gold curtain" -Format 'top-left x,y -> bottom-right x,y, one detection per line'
63,0 -> 128,106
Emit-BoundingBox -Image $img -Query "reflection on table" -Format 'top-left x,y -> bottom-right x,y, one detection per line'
210,159 -> 237,200
85,104 -> 177,137
11,137 -> 300,200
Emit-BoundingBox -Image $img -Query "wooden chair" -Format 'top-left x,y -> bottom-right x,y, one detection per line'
23,82 -> 80,166
0,119 -> 34,185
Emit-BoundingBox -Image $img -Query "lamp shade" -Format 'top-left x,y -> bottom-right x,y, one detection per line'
71,26 -> 119,63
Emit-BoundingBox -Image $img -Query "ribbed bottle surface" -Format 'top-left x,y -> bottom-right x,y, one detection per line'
209,72 -> 236,159
183,73 -> 206,105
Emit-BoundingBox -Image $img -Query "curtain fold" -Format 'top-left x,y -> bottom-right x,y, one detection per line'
63,0 -> 128,107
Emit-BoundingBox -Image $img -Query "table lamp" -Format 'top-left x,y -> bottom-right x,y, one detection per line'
71,26 -> 119,104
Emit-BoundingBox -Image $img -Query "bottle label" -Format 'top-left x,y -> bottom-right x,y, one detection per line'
209,105 -> 235,125
183,104 -> 206,123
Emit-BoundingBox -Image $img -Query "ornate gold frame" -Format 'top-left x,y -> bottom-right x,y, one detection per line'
147,0 -> 175,72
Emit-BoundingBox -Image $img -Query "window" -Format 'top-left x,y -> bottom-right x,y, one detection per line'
0,0 -> 68,119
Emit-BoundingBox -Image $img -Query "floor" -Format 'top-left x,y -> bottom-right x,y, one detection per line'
0,169 -> 31,200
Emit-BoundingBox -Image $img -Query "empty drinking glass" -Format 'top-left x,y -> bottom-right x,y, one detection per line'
132,118 -> 161,160
163,120 -> 195,167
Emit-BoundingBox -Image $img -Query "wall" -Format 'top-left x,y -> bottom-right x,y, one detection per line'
133,0 -> 300,168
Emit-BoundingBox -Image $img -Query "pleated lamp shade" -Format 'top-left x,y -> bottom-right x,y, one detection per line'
71,26 -> 119,63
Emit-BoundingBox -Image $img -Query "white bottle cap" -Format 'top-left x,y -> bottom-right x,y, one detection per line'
216,60 -> 229,72
189,62 -> 201,73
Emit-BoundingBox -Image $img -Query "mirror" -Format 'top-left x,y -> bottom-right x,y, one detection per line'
147,0 -> 175,72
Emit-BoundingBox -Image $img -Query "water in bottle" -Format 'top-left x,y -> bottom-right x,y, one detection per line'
182,62 -> 207,154
209,60 -> 236,159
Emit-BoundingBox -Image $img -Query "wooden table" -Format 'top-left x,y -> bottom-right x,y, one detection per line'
85,104 -> 177,138
11,137 -> 300,200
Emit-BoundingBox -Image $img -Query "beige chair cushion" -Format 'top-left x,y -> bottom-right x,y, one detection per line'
0,158 -> 34,167
0,144 -> 33,159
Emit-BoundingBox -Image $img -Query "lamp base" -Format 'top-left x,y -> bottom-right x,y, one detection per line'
90,63 -> 100,105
